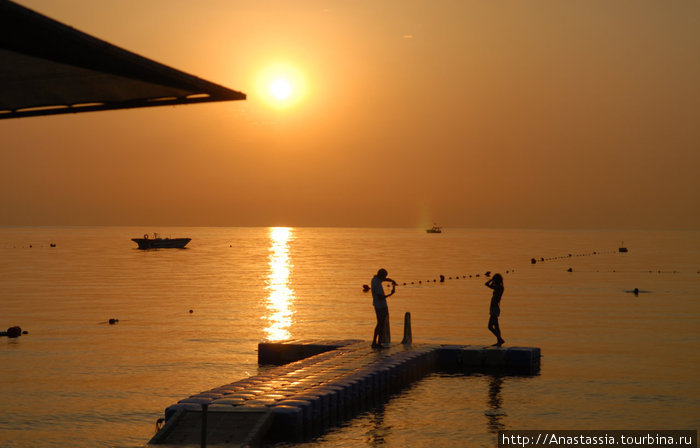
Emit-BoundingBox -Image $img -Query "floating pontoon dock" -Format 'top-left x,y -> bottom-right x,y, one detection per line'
149,339 -> 540,446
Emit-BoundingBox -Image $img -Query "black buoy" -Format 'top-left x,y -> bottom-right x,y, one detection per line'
362,284 -> 370,292
439,275 -> 445,283
567,268 -> 573,272
531,258 -> 537,264
6,326 -> 22,338
108,318 -> 119,325
485,271 -> 491,277
189,309 -> 194,314
633,288 -> 639,296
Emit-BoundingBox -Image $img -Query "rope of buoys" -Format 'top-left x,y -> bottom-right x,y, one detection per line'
6,243 -> 57,249
360,247 -> 692,291
362,270 -> 516,291
530,249 -> 617,264
361,247 -> 626,291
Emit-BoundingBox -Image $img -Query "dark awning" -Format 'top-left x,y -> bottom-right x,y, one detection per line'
0,0 -> 246,119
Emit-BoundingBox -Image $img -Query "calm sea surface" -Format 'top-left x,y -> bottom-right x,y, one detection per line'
1,227 -> 698,447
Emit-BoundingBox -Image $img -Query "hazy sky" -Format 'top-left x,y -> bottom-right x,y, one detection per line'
2,0 -> 699,229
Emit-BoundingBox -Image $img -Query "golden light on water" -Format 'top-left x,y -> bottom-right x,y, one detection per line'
263,227 -> 295,341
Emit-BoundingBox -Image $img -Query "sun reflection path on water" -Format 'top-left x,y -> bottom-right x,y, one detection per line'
264,227 -> 295,341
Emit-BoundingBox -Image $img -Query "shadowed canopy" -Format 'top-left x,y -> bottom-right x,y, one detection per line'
0,0 -> 245,119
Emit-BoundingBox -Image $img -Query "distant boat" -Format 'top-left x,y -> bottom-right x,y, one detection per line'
618,241 -> 628,253
132,233 -> 191,249
426,225 -> 442,234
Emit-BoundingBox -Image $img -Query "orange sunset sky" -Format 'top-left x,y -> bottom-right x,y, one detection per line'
2,0 -> 699,229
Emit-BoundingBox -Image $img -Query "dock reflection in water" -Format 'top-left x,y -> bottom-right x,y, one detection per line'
485,375 -> 506,433
263,227 -> 295,341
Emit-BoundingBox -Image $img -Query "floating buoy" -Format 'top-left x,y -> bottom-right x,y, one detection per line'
531,258 -> 537,264
108,318 -> 119,325
362,284 -> 370,292
439,275 -> 445,283
567,268 -> 573,272
626,288 -> 650,295
3,326 -> 22,338
189,309 -> 194,314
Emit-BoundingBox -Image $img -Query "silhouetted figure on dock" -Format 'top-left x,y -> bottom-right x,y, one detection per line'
485,273 -> 505,347
371,268 -> 396,348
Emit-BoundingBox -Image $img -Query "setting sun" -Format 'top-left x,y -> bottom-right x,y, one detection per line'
269,79 -> 291,100
256,62 -> 306,108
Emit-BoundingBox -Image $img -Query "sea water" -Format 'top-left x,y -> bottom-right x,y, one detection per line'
1,227 -> 698,447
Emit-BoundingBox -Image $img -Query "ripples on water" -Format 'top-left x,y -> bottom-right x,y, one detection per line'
1,227 -> 698,447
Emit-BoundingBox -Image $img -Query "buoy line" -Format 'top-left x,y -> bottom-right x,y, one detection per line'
362,247 -> 623,292
362,269 -> 515,291
530,249 -> 618,265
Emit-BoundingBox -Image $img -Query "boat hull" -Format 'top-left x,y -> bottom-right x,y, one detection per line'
131,238 -> 191,249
